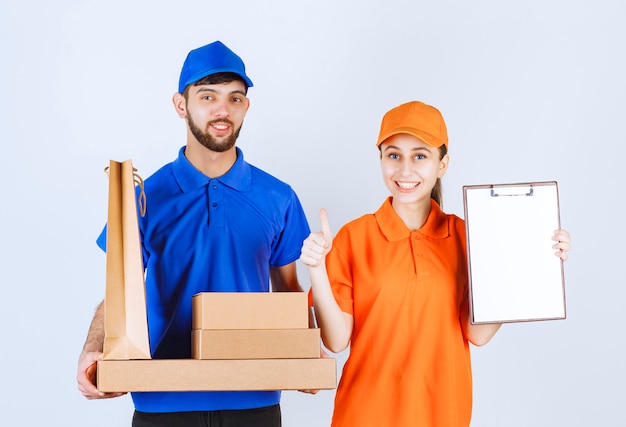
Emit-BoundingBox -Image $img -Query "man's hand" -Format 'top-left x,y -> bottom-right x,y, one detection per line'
297,348 -> 332,395
77,350 -> 126,399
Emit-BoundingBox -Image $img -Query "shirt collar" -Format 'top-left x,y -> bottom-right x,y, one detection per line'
375,197 -> 450,241
172,146 -> 251,192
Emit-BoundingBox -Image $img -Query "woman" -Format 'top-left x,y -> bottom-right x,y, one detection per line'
300,101 -> 571,427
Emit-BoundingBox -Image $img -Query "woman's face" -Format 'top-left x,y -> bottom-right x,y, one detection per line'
380,133 -> 449,206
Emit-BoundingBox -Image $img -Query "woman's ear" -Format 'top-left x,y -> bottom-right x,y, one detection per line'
438,153 -> 450,178
172,92 -> 187,118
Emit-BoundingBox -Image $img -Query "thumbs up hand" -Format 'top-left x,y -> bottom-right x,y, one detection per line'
300,208 -> 333,268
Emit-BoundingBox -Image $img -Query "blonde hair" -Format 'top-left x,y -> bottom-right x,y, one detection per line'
430,145 -> 447,207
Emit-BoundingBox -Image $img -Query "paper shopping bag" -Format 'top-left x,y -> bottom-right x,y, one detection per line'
102,160 -> 151,360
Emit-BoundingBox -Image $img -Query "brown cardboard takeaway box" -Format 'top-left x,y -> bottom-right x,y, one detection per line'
98,292 -> 337,392
192,328 -> 321,360
192,292 -> 309,330
97,358 -> 336,392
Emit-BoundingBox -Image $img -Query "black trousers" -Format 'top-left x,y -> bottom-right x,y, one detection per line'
132,404 -> 281,427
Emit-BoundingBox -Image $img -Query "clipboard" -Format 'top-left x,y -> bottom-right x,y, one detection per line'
463,181 -> 566,324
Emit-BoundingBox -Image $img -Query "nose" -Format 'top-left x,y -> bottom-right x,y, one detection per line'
213,99 -> 230,118
399,158 -> 413,176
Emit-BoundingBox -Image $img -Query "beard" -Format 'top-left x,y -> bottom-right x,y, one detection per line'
187,114 -> 242,153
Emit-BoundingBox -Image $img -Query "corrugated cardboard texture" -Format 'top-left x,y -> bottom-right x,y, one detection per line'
97,358 -> 336,392
192,328 -> 321,359
192,292 -> 309,330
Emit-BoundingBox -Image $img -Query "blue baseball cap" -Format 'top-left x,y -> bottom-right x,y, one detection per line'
177,41 -> 253,94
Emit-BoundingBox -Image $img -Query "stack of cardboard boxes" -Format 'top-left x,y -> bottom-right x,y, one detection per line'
97,292 -> 336,392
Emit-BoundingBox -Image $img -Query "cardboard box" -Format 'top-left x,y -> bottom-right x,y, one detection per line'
97,358 -> 336,392
192,328 -> 321,359
192,292 -> 309,330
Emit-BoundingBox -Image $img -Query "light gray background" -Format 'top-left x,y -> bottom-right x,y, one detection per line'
1,1 -> 624,426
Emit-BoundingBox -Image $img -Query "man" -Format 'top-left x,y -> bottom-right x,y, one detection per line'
77,40 -> 311,427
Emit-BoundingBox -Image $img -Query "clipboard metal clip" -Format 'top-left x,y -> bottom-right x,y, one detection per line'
490,185 -> 534,197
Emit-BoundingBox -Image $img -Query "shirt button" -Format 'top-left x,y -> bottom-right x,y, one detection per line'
213,184 -> 218,189
212,202 -> 218,208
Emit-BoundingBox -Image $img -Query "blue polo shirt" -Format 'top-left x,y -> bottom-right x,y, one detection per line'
97,146 -> 310,412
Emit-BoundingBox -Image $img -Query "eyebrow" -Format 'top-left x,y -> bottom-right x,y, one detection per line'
195,87 -> 247,97
383,145 -> 433,153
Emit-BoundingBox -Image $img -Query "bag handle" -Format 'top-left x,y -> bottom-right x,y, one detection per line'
104,164 -> 146,217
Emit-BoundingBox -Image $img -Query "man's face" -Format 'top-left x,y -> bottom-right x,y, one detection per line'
184,80 -> 250,152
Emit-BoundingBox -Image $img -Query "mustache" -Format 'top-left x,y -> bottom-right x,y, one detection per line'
208,119 -> 235,128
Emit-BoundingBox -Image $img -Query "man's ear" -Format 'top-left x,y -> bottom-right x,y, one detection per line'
172,92 -> 187,118
438,153 -> 450,178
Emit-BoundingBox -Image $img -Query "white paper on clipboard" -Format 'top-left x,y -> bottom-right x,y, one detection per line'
463,181 -> 566,324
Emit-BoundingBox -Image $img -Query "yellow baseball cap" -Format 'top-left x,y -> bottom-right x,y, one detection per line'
376,101 -> 448,149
